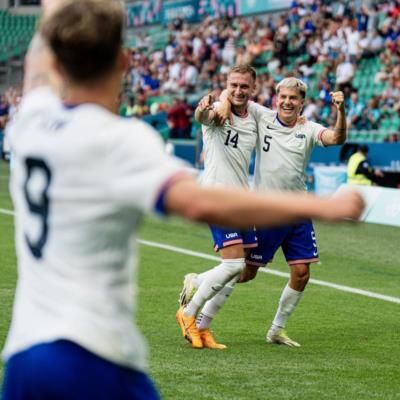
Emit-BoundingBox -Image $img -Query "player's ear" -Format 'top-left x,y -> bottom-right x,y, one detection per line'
52,57 -> 66,80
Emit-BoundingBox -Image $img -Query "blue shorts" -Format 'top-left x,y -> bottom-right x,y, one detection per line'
246,220 -> 319,266
2,340 -> 160,400
209,225 -> 257,252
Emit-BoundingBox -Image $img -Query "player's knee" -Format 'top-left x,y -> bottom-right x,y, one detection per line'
248,265 -> 261,281
222,258 -> 246,277
292,267 -> 310,288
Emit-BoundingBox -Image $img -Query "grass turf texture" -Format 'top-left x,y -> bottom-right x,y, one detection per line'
0,160 -> 399,399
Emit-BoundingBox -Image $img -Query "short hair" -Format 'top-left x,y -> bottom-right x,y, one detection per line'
359,144 -> 369,154
228,65 -> 257,82
276,77 -> 308,99
40,0 -> 124,84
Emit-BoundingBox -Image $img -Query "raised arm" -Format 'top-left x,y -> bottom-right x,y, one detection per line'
23,0 -> 63,95
165,178 -> 365,227
320,91 -> 347,146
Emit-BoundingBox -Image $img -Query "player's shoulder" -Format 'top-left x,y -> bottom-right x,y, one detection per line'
248,101 -> 275,117
19,86 -> 61,115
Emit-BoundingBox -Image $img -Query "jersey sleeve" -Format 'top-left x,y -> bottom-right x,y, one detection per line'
6,87 -> 60,147
109,119 -> 192,215
308,121 -> 327,147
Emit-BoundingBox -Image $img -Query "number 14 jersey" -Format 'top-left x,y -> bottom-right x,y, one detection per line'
201,102 -> 258,188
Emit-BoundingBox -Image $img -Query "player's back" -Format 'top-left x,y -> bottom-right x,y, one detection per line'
4,87 -> 182,372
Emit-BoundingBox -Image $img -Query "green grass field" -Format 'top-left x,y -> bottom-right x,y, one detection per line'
1,160 -> 400,399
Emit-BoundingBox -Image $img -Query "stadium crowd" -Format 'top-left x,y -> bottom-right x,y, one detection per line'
1,0 -> 400,143
119,0 -> 400,141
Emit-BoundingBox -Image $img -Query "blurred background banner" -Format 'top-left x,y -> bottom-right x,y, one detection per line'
238,0 -> 291,16
126,0 -> 162,27
126,0 -> 292,27
161,0 -> 200,24
198,0 -> 238,18
314,166 -> 348,196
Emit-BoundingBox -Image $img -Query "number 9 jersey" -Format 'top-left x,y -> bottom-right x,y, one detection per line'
3,87 -> 189,373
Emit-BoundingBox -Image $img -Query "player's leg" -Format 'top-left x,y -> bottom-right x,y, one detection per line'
267,221 -> 319,347
176,226 -> 255,348
195,229 -> 257,348
195,276 -> 237,350
1,340 -> 160,400
176,243 -> 246,349
266,263 -> 309,348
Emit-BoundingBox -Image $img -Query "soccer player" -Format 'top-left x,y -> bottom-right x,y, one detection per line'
1,1 -> 364,399
176,65 -> 259,350
241,77 -> 349,347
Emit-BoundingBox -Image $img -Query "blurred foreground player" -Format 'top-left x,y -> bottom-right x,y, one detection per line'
1,1 -> 365,399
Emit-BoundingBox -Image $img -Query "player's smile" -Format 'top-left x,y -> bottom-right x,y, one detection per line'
227,71 -> 255,111
277,87 -> 305,124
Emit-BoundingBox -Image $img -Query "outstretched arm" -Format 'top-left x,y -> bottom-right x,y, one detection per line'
194,91 -> 231,126
320,91 -> 347,146
165,179 -> 365,228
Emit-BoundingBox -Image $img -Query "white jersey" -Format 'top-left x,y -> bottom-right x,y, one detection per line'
3,87 -> 188,372
201,102 -> 257,188
249,102 -> 326,192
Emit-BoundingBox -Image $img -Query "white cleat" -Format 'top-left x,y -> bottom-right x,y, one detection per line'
179,273 -> 198,306
266,328 -> 301,348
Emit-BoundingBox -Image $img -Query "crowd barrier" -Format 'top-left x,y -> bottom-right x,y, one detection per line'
314,166 -> 347,196
339,184 -> 400,228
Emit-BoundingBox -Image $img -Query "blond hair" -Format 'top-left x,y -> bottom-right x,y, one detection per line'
276,77 -> 308,98
228,65 -> 257,82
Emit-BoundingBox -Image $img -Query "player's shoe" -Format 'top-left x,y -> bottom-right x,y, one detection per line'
179,273 -> 198,306
199,329 -> 227,350
175,307 -> 203,349
266,328 -> 301,348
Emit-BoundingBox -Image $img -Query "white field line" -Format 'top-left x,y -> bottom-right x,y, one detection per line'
138,240 -> 400,304
0,208 -> 15,216
1,209 -> 399,305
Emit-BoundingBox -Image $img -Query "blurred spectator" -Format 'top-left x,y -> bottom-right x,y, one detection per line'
358,97 -> 382,130
335,54 -> 354,91
347,91 -> 365,129
302,97 -> 319,120
167,97 -> 193,139
347,145 -> 384,186
0,95 -> 9,125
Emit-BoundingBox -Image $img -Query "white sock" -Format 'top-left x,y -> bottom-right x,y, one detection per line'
271,284 -> 303,330
196,276 -> 238,330
184,259 -> 245,317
